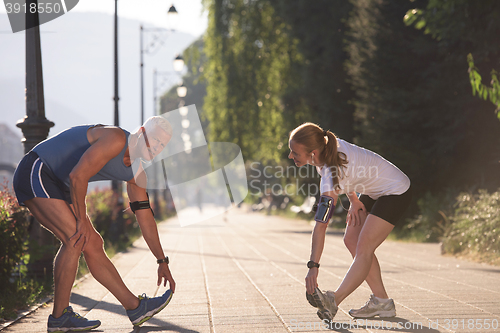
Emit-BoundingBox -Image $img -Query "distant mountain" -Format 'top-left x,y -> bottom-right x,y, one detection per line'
0,12 -> 196,137
0,123 -> 23,165
0,123 -> 23,186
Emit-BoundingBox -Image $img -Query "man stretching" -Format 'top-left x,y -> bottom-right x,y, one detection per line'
13,116 -> 175,332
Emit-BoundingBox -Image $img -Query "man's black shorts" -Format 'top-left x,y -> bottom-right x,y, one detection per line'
13,151 -> 71,206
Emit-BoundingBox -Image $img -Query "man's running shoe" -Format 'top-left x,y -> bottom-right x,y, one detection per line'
127,289 -> 173,326
349,294 -> 396,318
47,306 -> 101,333
306,287 -> 338,321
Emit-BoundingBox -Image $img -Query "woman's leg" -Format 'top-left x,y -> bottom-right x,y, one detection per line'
335,214 -> 394,305
343,212 -> 389,299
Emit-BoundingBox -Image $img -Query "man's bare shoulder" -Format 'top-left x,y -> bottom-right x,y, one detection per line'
87,125 -> 126,145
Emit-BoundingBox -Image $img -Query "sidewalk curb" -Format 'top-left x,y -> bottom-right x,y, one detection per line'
0,295 -> 53,331
0,228 -> 148,331
0,272 -> 93,331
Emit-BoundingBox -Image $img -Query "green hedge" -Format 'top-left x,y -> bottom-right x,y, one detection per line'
0,185 -> 47,321
84,188 -> 142,255
0,186 -> 30,286
0,186 -> 161,321
442,189 -> 500,264
393,191 -> 455,242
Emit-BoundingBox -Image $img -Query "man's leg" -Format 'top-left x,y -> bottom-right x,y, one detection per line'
24,198 -> 139,316
82,224 -> 139,310
25,198 -> 83,318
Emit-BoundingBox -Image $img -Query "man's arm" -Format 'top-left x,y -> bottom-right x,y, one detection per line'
127,181 -> 176,291
68,127 -> 126,250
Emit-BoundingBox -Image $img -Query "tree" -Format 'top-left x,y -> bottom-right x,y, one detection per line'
346,0 -> 500,195
202,0 -> 355,163
270,0 -> 356,142
404,0 -> 500,119
203,0 -> 296,162
467,55 -> 500,118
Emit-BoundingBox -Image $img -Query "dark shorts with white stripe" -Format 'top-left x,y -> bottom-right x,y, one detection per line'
13,151 -> 71,206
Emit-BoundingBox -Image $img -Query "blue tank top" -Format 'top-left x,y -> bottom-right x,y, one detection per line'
32,125 -> 134,187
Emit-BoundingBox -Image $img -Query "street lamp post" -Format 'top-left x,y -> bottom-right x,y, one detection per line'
151,61 -> 184,215
176,82 -> 187,98
153,67 -> 184,116
139,5 -> 179,217
110,0 -> 125,242
17,0 -> 56,278
140,5 -> 179,125
17,1 -> 54,152
113,0 -> 119,129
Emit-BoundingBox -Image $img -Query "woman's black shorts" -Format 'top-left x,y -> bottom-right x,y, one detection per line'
13,151 -> 71,206
358,186 -> 412,226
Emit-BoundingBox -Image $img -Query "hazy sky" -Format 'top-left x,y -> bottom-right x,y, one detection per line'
0,0 -> 208,37
0,1 -> 205,136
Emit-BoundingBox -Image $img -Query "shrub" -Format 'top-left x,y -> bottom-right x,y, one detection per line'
441,189 -> 500,264
396,191 -> 455,242
1,186 -> 171,320
0,185 -> 30,287
86,188 -> 139,248
0,185 -> 52,322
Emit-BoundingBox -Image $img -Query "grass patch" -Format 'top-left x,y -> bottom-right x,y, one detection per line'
0,276 -> 52,322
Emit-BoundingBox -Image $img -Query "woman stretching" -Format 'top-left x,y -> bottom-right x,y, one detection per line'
288,122 -> 411,322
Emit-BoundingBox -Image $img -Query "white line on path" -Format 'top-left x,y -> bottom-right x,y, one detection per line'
213,228 -> 294,333
198,234 -> 216,333
234,223 -> 456,333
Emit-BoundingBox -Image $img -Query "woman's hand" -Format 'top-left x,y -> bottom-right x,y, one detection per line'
346,198 -> 367,227
305,268 -> 319,294
158,263 -> 176,293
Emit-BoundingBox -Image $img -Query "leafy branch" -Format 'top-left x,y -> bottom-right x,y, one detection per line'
467,53 -> 500,119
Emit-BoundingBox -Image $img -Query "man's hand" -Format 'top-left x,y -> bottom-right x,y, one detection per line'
157,263 -> 176,293
305,267 -> 319,295
70,216 -> 92,251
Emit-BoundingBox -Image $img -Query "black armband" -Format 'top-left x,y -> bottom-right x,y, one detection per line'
314,195 -> 335,223
129,195 -> 154,216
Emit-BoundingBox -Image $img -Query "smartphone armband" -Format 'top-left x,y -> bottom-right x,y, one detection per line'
314,195 -> 335,223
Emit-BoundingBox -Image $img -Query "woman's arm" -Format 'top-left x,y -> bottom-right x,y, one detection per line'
305,190 -> 337,294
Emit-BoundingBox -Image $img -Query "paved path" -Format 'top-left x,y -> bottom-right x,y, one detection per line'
3,207 -> 500,333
